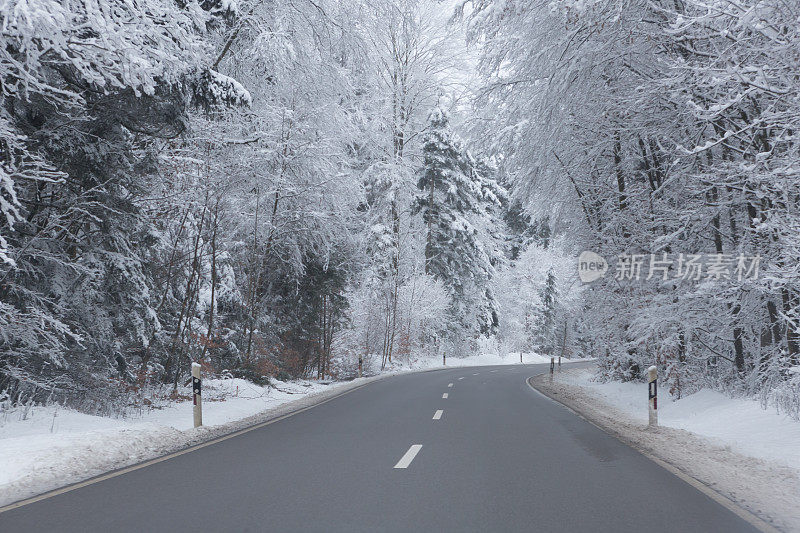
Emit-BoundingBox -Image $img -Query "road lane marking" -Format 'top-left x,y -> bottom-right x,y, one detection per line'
472,373 -> 479,375
442,393 -> 448,398
490,370 -> 497,373
458,377 -> 465,380
394,445 -> 422,469
433,410 -> 443,420
448,383 -> 453,387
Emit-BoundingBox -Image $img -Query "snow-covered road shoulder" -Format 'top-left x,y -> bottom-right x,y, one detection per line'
531,368 -> 800,532
0,375 -> 383,509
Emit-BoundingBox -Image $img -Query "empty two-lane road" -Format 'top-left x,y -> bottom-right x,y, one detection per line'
0,364 -> 762,532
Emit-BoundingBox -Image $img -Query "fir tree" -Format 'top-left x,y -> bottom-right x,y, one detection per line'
503,202 -> 552,260
413,107 -> 500,337
532,268 -> 559,354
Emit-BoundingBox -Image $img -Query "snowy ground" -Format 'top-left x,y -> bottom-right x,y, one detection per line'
534,368 -> 800,532
0,352 -> 584,507
378,351 -> 590,373
0,377 -> 358,507
556,369 -> 800,472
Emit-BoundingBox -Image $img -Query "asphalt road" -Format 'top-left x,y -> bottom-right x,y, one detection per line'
0,364 -> 762,532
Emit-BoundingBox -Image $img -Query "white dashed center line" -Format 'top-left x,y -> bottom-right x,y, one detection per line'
433,410 -> 443,420
394,445 -> 423,469
442,393 -> 449,399
472,373 -> 479,376
458,377 -> 465,380
448,383 -> 453,387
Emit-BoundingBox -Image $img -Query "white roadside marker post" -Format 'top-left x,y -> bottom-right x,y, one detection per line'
358,355 -> 363,378
520,352 -> 523,363
443,352 -> 446,366
647,365 -> 657,428
192,362 -> 203,428
549,357 -> 555,380
558,355 -> 561,370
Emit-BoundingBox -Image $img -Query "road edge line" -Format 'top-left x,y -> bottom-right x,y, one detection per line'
0,374 -> 400,515
526,376 -> 780,533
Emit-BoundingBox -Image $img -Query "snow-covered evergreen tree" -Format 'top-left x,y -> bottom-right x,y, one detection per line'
531,269 -> 559,355
413,107 -> 501,339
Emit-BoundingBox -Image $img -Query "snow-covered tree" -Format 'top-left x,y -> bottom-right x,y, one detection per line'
467,0 -> 800,414
414,106 -> 501,339
531,269 -> 558,355
0,0 -> 220,405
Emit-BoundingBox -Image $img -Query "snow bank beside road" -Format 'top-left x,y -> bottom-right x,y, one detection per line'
380,351 -> 592,372
1,378 -> 332,438
557,369 -> 800,471
0,377 -> 358,508
451,352 -> 592,367
534,368 -> 800,531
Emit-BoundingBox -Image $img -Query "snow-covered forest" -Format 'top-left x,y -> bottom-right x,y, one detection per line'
465,0 -> 800,417
1,0 -> 798,419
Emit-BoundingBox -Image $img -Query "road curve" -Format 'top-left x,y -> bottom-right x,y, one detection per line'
0,364 -> 761,532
